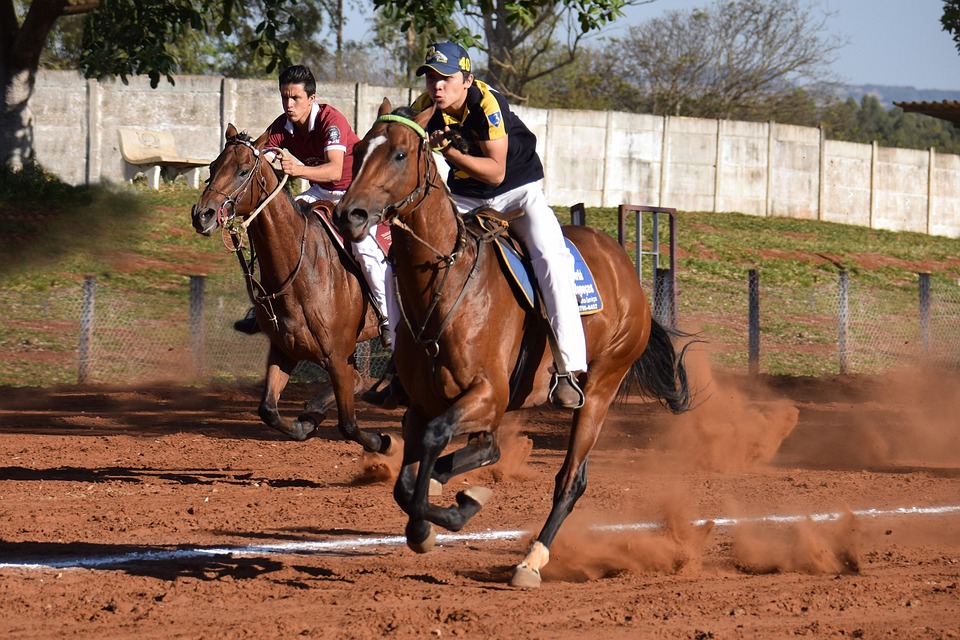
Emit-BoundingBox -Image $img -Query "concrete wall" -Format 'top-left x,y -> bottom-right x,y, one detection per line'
29,71 -> 960,238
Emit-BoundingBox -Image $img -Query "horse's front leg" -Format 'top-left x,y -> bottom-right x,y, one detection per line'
395,389 -> 501,553
258,345 -> 315,441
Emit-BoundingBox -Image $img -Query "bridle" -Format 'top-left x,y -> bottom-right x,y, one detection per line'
198,136 -> 289,233
368,114 -> 481,358
197,135 -> 305,333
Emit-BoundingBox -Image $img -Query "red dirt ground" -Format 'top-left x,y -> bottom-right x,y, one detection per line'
0,362 -> 958,639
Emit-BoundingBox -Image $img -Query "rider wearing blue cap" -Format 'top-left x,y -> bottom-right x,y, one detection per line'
410,42 -> 587,409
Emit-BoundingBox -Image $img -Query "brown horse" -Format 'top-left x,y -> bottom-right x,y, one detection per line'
334,101 -> 694,588
191,124 -> 392,454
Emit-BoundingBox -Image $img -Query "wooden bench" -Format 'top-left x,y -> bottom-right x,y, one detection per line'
117,128 -> 209,189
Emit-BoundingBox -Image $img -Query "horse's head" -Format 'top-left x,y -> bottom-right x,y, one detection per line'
334,99 -> 436,243
191,124 -> 272,236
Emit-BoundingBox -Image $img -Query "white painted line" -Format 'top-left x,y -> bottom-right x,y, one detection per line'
2,504 -> 958,572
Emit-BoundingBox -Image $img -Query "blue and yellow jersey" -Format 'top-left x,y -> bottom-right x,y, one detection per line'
412,80 -> 543,199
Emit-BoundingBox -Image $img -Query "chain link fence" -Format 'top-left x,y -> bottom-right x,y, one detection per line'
677,271 -> 960,376
0,267 -> 392,387
1,266 -> 958,387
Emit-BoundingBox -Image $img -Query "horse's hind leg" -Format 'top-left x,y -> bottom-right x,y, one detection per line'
511,379 -> 618,588
258,346 -> 315,441
328,360 -> 393,454
300,368 -> 364,421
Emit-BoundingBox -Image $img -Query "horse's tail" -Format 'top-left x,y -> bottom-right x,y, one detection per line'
619,318 -> 696,414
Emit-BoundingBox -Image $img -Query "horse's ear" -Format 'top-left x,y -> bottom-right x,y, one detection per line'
225,123 -> 238,141
378,97 -> 392,117
414,103 -> 435,131
253,127 -> 270,149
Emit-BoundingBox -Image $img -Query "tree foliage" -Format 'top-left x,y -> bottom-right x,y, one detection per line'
373,0 -> 645,102
606,0 -> 844,120
942,0 -> 960,54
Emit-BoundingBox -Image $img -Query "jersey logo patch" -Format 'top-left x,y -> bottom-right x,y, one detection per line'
487,111 -> 502,128
327,126 -> 341,144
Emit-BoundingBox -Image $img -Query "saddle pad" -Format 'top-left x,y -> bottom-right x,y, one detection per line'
490,235 -> 602,316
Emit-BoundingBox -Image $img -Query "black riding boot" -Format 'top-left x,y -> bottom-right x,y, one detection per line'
233,307 -> 261,334
549,371 -> 585,409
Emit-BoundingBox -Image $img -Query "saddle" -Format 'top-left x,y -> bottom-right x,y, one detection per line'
307,200 -> 392,328
309,200 -> 392,257
463,207 -> 602,316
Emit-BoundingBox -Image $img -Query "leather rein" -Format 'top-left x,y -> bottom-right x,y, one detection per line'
371,115 -> 482,358
197,136 -> 304,333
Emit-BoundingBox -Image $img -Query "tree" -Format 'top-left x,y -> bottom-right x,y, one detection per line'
942,0 -> 960,54
608,0 -> 845,120
1,0 -> 342,169
525,44 -> 643,111
373,0 -> 648,102
2,0 -> 644,170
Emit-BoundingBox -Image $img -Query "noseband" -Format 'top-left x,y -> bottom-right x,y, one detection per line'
196,137 -> 288,231
369,114 -> 479,359
368,115 -> 440,225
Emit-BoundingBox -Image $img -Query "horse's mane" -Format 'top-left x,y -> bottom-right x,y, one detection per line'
392,106 -> 416,119
235,130 -> 256,143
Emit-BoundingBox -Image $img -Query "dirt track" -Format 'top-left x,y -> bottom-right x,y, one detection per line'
0,365 -> 958,639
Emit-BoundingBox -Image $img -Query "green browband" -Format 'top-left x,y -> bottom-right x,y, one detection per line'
375,114 -> 427,139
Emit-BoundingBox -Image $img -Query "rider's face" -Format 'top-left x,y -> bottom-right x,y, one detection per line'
280,83 -> 315,129
425,70 -> 472,114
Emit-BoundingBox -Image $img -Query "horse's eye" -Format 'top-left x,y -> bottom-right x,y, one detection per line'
394,150 -> 407,162
239,169 -> 250,177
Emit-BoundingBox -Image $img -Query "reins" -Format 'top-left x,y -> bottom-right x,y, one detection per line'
372,115 -> 481,357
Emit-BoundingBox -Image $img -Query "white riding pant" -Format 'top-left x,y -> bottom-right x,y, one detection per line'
298,187 -> 392,338
450,181 -> 588,373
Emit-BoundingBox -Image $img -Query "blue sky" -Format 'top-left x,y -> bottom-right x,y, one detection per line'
345,0 -> 960,91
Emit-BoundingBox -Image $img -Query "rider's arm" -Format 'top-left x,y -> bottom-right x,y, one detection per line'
437,134 -> 507,186
280,149 -> 345,184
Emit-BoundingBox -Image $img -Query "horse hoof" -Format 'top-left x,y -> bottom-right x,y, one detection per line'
407,524 -> 436,554
275,419 -> 315,442
429,478 -> 443,497
462,485 -> 492,507
510,564 -> 542,589
378,433 -> 399,456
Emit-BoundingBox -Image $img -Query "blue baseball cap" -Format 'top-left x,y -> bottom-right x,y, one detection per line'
416,42 -> 472,77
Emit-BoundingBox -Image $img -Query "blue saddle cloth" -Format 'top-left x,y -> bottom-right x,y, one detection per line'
489,232 -> 602,316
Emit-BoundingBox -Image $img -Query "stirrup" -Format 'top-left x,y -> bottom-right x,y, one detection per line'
548,372 -> 585,410
378,319 -> 392,349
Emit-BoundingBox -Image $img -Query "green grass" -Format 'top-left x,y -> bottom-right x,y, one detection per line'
1,169 -> 958,385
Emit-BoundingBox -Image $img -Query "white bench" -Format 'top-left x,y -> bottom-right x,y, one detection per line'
117,128 -> 209,189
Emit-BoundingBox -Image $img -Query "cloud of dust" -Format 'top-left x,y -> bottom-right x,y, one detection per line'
864,366 -> 960,467
659,349 -> 799,472
540,494 -> 714,583
731,508 -> 861,575
464,417 -> 536,484
779,365 -> 960,470
356,435 -> 403,485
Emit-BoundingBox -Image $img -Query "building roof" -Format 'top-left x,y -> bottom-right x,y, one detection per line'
894,100 -> 960,127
